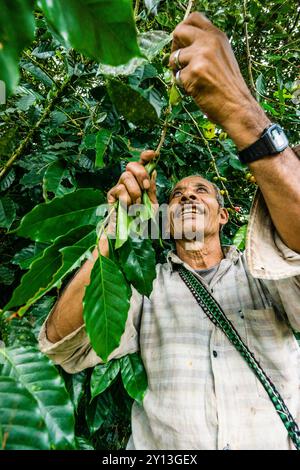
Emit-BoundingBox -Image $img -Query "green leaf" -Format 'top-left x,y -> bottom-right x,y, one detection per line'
0,196 -> 16,229
16,93 -> 36,111
83,254 -> 131,362
90,361 -> 120,399
233,224 -> 248,250
95,129 -> 112,168
43,160 -> 74,198
0,345 -> 75,449
75,435 -> 94,450
0,0 -> 35,95
0,376 -> 50,450
39,0 -> 141,66
115,202 -> 132,249
21,61 -> 54,88
85,391 -> 114,434
5,226 -> 97,312
118,237 -> 156,297
63,370 -> 88,412
120,353 -> 148,404
15,188 -> 104,242
229,156 -> 247,172
139,30 -> 171,60
97,30 -> 170,77
169,84 -> 181,107
0,169 -> 15,192
107,79 -> 159,127
0,265 -> 15,286
256,73 -> 266,102
12,243 -> 47,270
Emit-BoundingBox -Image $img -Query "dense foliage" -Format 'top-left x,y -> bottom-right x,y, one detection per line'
0,0 -> 299,450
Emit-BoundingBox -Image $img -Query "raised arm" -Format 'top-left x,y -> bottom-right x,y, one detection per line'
46,151 -> 157,343
169,12 -> 300,253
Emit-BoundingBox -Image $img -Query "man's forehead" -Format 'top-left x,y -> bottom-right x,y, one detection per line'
172,175 -> 213,190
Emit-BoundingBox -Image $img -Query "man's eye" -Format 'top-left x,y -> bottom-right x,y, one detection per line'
197,187 -> 207,192
173,191 -> 181,197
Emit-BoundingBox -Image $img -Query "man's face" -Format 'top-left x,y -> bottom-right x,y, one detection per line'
168,176 -> 228,241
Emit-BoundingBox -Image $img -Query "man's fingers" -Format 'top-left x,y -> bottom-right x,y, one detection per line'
171,23 -> 199,53
119,171 -> 142,204
169,46 -> 194,71
108,184 -> 131,207
184,12 -> 214,31
126,161 -> 151,191
139,149 -> 157,165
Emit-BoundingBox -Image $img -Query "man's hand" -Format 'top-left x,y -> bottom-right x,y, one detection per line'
107,150 -> 158,207
169,12 -> 270,150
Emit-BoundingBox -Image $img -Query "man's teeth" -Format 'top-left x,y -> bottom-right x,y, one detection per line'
181,206 -> 203,215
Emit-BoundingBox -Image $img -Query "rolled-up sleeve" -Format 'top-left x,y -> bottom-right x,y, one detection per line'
246,187 -> 300,332
38,287 -> 143,373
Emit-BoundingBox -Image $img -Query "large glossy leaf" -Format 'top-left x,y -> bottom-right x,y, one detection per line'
83,254 -> 131,362
90,361 -> 120,400
118,237 -> 156,297
0,0 -> 35,95
120,353 -> 148,404
15,188 -> 103,242
0,377 -> 50,450
0,346 -> 75,449
5,226 -> 97,313
39,0 -> 141,66
107,79 -> 159,126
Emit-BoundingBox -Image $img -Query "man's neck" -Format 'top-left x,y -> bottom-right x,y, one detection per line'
175,235 -> 224,270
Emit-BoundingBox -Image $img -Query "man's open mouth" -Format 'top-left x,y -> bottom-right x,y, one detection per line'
178,204 -> 205,217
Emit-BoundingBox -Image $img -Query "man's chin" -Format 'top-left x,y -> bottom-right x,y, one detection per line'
172,221 -> 205,243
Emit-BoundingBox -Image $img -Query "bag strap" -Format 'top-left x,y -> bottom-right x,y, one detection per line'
178,264 -> 300,450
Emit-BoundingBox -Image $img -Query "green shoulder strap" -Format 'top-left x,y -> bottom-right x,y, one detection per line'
178,265 -> 300,450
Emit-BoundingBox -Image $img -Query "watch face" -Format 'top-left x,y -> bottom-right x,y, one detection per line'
269,125 -> 289,151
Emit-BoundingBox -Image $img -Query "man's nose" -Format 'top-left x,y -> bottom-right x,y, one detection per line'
181,192 -> 197,202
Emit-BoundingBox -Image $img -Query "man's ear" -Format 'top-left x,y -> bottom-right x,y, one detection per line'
219,207 -> 229,229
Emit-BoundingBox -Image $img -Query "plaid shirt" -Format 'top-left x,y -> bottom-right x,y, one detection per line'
39,186 -> 300,450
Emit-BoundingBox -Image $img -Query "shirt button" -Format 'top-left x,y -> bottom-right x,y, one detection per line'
213,350 -> 218,358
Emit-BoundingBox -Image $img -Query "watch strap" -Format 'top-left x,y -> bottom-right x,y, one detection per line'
239,127 -> 275,164
238,124 -> 288,164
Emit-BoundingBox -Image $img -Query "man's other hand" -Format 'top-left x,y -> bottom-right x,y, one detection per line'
169,12 -> 269,149
107,150 -> 158,207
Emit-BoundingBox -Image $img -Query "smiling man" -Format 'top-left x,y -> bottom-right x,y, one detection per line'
39,13 -> 300,450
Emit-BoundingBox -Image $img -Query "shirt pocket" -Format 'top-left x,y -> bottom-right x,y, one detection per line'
243,307 -> 300,401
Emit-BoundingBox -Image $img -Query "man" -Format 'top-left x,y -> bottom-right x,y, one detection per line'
39,13 -> 300,449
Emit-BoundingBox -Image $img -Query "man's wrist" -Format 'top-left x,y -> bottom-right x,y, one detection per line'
223,101 -> 271,151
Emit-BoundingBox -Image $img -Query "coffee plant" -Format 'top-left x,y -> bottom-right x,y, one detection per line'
0,0 -> 299,450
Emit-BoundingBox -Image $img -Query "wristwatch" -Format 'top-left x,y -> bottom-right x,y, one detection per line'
238,123 -> 289,164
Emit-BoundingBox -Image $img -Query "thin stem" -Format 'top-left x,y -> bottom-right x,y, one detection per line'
155,106 -> 171,156
0,76 -> 71,181
183,0 -> 194,20
134,0 -> 140,19
243,0 -> 256,93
